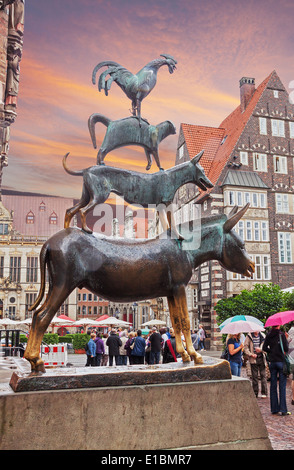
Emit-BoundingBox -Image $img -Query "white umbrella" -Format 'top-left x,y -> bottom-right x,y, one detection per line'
94,316 -> 132,327
71,318 -> 104,327
50,316 -> 74,325
141,319 -> 166,327
16,318 -> 33,325
0,318 -> 18,329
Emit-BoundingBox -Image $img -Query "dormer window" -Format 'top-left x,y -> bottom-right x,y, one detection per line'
49,211 -> 58,225
26,211 -> 35,224
39,201 -> 46,212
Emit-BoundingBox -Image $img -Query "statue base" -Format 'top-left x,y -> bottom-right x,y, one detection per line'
10,356 -> 230,392
1,362 -> 272,450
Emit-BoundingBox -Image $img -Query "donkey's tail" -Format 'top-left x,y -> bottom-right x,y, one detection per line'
62,152 -> 83,176
28,243 -> 48,312
88,113 -> 111,149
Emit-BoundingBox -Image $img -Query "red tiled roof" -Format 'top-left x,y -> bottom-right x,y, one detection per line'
181,124 -> 225,176
180,71 -> 274,201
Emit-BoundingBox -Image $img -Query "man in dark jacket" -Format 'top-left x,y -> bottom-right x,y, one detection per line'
106,329 -> 122,366
149,327 -> 163,364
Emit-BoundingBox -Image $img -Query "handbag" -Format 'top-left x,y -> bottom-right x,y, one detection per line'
279,335 -> 294,375
130,338 -> 136,350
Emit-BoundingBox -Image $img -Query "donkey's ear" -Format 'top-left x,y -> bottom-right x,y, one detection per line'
191,150 -> 204,165
223,203 -> 250,232
227,205 -> 239,218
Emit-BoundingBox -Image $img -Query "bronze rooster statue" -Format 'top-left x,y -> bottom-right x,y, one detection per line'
92,54 -> 177,123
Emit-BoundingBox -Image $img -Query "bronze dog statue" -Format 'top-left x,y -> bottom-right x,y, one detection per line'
24,204 -> 254,373
63,150 -> 213,238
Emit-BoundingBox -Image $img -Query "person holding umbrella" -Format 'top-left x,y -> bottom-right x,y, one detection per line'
244,331 -> 267,398
262,325 -> 291,416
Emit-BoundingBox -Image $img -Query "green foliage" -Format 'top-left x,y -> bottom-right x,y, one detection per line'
58,334 -> 74,343
20,334 -> 28,343
215,283 -> 285,326
72,333 -> 90,350
283,291 -> 294,311
43,333 -> 59,345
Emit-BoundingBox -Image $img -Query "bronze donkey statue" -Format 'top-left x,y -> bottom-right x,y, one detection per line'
24,204 -> 254,373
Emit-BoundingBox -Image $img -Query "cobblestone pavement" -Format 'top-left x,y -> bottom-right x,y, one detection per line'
240,368 -> 294,450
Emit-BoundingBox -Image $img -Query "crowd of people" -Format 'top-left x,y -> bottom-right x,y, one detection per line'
226,326 -> 294,417
84,324 -> 207,368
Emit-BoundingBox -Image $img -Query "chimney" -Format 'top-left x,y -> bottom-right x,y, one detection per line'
239,77 -> 255,112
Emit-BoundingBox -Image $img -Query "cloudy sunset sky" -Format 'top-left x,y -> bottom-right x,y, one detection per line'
3,0 -> 294,199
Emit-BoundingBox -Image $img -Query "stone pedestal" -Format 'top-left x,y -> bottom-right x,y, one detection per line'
0,359 -> 272,450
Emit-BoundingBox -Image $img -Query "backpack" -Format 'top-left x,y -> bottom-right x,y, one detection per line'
84,341 -> 89,352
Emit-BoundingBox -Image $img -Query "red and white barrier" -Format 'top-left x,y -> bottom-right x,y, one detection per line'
41,343 -> 68,367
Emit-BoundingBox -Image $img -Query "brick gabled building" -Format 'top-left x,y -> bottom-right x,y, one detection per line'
174,70 -> 294,349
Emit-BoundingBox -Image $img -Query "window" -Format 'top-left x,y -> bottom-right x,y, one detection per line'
253,153 -> 267,172
25,293 -> 37,319
252,193 -> 258,208
259,117 -> 267,135
26,211 -> 35,224
0,256 -> 3,277
237,192 -> 242,206
278,232 -> 292,263
229,191 -> 235,205
39,202 -> 46,212
26,257 -> 38,283
273,90 -> 279,98
274,155 -> 287,174
0,224 -> 8,234
82,293 -> 87,301
49,212 -> 58,225
261,222 -> 269,241
88,293 -> 92,301
276,193 -> 289,213
192,288 -> 198,308
237,221 -> 244,240
271,119 -> 285,137
290,122 -> 294,139
254,255 -> 271,280
260,193 -> 266,208
240,151 -> 248,165
178,144 -> 184,159
263,256 -> 270,280
246,221 -> 252,241
9,256 -> 21,282
244,192 -> 250,205
254,221 -> 260,241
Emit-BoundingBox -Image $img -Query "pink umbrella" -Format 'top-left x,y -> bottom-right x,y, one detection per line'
221,320 -> 264,335
265,311 -> 294,327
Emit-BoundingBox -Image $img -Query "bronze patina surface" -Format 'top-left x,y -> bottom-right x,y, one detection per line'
63,149 -> 213,236
24,205 -> 254,373
88,113 -> 176,169
92,54 -> 177,123
10,357 -> 231,393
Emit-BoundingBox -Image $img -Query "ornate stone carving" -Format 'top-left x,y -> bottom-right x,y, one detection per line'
5,0 -> 25,124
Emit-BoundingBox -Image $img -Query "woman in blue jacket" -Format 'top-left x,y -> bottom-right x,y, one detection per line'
85,332 -> 97,366
130,330 -> 146,365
